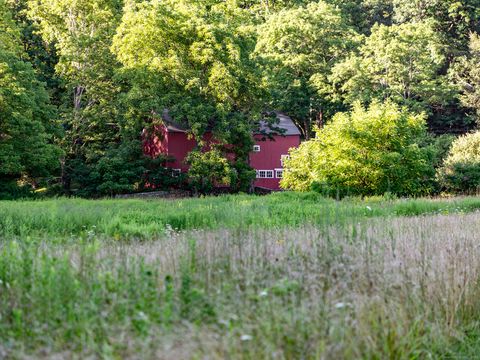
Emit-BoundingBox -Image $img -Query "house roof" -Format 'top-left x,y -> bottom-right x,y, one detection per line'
258,112 -> 301,136
161,110 -> 301,136
161,109 -> 189,133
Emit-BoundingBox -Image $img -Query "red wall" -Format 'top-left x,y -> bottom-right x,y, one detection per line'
142,125 -> 169,158
167,132 -> 197,171
250,135 -> 300,190
143,126 -> 301,190
143,125 -> 196,171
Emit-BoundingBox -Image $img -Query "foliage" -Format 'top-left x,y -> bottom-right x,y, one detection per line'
112,0 -> 263,188
282,101 -> 435,196
392,0 -> 480,53
0,0 -> 61,198
425,133 -> 456,168
437,131 -> 480,193
28,0 -> 124,194
451,33 -> 480,124
255,1 -> 358,138
327,21 -> 454,114
186,149 -> 234,194
328,0 -> 394,34
0,0 -> 479,198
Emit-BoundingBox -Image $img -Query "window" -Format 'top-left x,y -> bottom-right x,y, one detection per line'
172,169 -> 181,177
275,169 -> 283,179
280,155 -> 290,167
253,145 -> 261,152
256,170 -> 274,179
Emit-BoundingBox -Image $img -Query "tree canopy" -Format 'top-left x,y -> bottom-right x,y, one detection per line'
0,0 -> 60,196
1,0 -> 480,197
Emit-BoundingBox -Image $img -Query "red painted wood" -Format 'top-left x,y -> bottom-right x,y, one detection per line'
142,125 -> 169,158
143,127 -> 301,190
250,135 -> 300,190
166,132 -> 197,171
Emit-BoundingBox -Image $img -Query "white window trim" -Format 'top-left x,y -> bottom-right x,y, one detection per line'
253,145 -> 261,152
256,170 -> 274,179
280,154 -> 290,167
275,168 -> 283,179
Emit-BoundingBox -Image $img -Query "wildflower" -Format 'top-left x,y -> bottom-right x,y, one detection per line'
335,302 -> 346,309
241,334 -> 252,341
259,290 -> 268,297
366,206 -> 372,211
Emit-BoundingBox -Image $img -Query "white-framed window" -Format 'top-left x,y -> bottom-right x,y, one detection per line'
256,170 -> 274,179
275,169 -> 283,179
253,145 -> 261,152
172,169 -> 181,177
280,154 -> 290,167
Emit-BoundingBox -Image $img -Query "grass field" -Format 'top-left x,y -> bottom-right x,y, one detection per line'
2,193 -> 480,358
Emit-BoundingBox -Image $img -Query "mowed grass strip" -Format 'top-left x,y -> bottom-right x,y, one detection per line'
2,213 -> 480,358
1,192 -> 480,240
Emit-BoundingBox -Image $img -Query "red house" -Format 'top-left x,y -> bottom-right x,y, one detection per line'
143,111 -> 301,190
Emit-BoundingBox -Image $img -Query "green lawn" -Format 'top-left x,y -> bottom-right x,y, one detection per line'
1,193 -> 480,359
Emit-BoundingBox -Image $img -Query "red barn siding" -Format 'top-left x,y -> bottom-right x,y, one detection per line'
143,122 -> 301,191
167,132 -> 197,171
142,125 -> 169,158
250,135 -> 300,190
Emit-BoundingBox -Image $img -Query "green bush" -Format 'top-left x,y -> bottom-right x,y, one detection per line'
281,101 -> 435,196
437,131 -> 480,193
186,149 -> 234,194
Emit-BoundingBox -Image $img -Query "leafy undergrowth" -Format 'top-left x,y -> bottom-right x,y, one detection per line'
2,214 -> 480,358
1,192 -> 480,241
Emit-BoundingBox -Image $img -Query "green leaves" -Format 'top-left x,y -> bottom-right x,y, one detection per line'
282,101 -> 435,196
255,1 -> 359,137
328,21 -> 454,113
0,1 -> 61,194
451,33 -> 480,124
186,149 -> 234,194
437,131 -> 480,193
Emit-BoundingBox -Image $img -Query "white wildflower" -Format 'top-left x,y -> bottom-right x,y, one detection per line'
241,335 -> 253,341
335,302 -> 346,309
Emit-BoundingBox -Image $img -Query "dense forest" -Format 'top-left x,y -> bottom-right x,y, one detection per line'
1,0 -> 480,198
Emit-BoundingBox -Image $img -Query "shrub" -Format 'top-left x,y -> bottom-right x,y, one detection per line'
281,101 -> 435,196
186,149 -> 234,194
425,134 -> 455,169
437,131 -> 480,193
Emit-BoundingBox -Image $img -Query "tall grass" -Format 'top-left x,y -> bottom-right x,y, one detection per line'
1,192 -> 480,240
2,212 -> 480,358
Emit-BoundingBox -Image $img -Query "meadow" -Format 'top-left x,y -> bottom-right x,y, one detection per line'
2,193 -> 480,358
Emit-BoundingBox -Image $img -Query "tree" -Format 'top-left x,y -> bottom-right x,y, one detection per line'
281,101 -> 435,196
393,0 -> 480,55
112,0 -> 262,191
28,0 -> 124,193
186,149 -> 234,195
255,1 -> 359,138
437,131 -> 480,193
327,0 -> 393,34
451,33 -> 480,124
327,21 -> 455,116
0,0 -> 61,197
